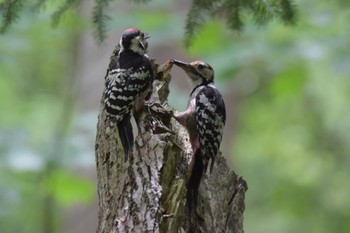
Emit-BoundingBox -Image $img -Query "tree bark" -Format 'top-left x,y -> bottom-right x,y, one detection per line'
95,59 -> 248,233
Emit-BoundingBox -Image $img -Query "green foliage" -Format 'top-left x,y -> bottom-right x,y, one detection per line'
0,4 -> 93,233
48,170 -> 95,206
187,19 -> 229,55
0,167 -> 94,233
0,170 -> 48,233
0,0 -> 297,45
51,0 -> 81,27
185,0 -> 350,232
92,0 -> 111,43
1,0 -> 349,233
129,0 -> 152,3
0,0 -> 23,33
184,0 -> 297,46
269,62 -> 307,99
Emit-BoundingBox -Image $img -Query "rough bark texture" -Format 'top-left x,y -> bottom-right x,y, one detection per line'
95,60 -> 248,233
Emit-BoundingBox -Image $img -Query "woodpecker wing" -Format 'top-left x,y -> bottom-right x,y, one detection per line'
104,56 -> 153,122
104,68 -> 133,121
195,85 -> 226,171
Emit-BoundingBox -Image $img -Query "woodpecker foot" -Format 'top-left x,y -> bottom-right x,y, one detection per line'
107,117 -> 118,126
145,102 -> 174,116
148,116 -> 174,135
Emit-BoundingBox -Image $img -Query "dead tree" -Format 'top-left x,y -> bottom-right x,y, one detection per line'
95,57 -> 248,233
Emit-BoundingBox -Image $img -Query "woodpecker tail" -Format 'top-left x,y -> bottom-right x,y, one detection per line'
187,149 -> 204,211
117,114 -> 134,159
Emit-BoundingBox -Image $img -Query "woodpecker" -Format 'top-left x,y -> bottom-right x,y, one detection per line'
104,28 -> 154,158
171,59 -> 226,204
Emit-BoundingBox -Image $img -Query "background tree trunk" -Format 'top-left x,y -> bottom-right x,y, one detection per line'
95,60 -> 248,233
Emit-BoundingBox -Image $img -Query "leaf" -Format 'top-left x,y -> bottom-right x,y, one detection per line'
51,0 -> 80,27
0,0 -> 23,33
92,0 -> 111,43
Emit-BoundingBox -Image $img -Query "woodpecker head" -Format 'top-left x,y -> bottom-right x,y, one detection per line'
119,28 -> 149,55
172,60 -> 214,87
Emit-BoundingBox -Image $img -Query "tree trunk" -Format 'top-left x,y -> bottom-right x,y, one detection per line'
95,60 -> 248,233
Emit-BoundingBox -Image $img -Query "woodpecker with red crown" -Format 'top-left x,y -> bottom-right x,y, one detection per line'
171,59 -> 226,205
104,28 -> 154,158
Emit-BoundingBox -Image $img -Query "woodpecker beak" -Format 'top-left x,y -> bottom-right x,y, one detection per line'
171,59 -> 197,74
142,33 -> 150,52
171,59 -> 204,82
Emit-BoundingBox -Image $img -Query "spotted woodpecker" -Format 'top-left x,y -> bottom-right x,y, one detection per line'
104,28 -> 154,158
171,59 -> 226,204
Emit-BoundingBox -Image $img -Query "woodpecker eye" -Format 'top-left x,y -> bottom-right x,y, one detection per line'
198,64 -> 205,69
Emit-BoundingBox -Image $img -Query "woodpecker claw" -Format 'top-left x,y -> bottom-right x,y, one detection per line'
145,102 -> 173,116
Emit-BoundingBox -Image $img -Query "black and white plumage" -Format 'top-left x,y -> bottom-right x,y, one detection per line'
104,28 -> 154,158
172,59 -> 226,205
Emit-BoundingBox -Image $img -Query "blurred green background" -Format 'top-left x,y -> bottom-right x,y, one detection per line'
1,0 -> 349,232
